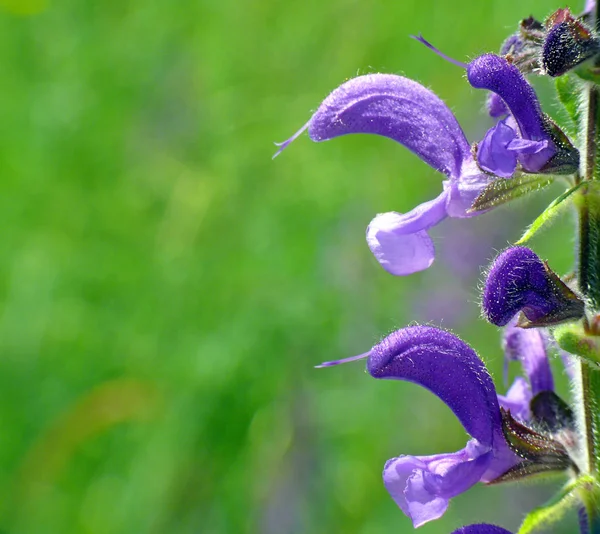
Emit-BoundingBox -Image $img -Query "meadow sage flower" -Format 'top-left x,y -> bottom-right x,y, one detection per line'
282,3 -> 600,530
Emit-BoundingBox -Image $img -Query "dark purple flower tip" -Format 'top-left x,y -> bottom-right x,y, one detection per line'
482,246 -> 585,327
367,326 -> 500,446
452,525 -> 513,534
467,55 -> 556,173
542,8 -> 599,77
503,319 -> 554,395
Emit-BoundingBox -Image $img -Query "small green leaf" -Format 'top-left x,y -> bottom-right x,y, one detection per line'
516,182 -> 586,244
555,74 -> 582,134
518,476 -> 593,534
469,175 -> 554,213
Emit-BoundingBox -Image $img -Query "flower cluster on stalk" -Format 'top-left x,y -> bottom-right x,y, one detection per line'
276,1 -> 600,532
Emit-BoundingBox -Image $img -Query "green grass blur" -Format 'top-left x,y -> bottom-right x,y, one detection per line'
0,0 -> 582,533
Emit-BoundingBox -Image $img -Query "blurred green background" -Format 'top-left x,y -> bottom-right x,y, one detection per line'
0,0 -> 583,533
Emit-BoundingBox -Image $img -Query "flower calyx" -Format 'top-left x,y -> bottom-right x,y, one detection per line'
490,407 -> 577,484
542,8 -> 600,77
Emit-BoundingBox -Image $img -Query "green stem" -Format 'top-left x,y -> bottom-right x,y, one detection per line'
577,5 -> 600,525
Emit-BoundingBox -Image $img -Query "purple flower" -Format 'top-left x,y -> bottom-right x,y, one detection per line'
467,54 -> 556,177
274,74 -> 491,275
477,117 -> 550,179
415,36 -> 578,176
452,525 -> 512,534
365,326 -> 517,526
482,247 -> 585,327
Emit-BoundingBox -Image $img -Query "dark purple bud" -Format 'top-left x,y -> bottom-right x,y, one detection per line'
452,525 -> 513,534
542,8 -> 600,77
482,247 -> 585,327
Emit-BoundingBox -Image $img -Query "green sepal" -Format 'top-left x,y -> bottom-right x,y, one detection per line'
517,182 -> 586,244
469,175 -> 554,213
554,323 -> 600,365
517,476 -> 594,534
555,74 -> 581,137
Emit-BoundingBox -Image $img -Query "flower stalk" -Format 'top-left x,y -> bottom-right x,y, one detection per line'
577,3 -> 600,527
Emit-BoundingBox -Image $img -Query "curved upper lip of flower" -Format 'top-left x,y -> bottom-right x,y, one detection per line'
275,72 -> 473,179
367,325 -> 501,446
274,72 -> 491,276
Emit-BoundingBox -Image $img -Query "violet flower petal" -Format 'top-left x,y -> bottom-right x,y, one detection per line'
452,525 -> 513,534
293,73 -> 471,179
368,326 -> 518,520
482,431 -> 519,482
507,138 -> 549,154
497,377 -> 532,422
543,15 -> 600,77
467,55 -> 556,173
383,441 -> 492,527
366,190 -> 448,275
477,120 -> 550,178
477,120 -> 518,178
274,71 -> 492,275
503,319 -> 554,394
367,326 -> 500,446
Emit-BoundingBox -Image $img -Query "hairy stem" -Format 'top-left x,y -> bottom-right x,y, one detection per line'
577,5 -> 600,527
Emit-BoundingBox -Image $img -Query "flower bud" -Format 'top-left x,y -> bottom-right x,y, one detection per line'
542,8 -> 600,77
